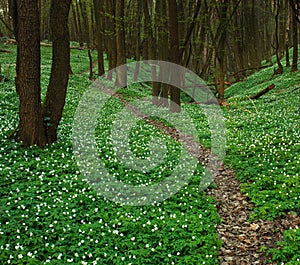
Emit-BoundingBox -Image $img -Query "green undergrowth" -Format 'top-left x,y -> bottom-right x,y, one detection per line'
0,44 -> 221,265
223,66 -> 300,263
1,43 -> 300,264
114,55 -> 300,263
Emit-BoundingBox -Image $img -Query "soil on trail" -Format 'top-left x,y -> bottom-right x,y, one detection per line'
91,79 -> 300,264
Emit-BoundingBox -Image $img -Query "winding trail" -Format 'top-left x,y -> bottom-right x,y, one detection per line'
81,67 -> 300,264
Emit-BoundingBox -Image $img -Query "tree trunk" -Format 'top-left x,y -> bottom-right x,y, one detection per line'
70,2 -> 79,43
93,0 -> 105,76
291,0 -> 298,72
285,0 -> 291,67
42,0 -> 71,143
13,0 -> 47,147
115,0 -> 127,87
217,0 -> 229,102
105,0 -> 117,80
275,0 -> 284,74
75,0 -> 84,46
133,0 -> 142,81
156,0 -> 169,107
168,0 -> 181,113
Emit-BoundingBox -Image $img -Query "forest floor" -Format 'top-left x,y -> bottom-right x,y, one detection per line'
0,43 -> 299,264
93,69 -> 300,265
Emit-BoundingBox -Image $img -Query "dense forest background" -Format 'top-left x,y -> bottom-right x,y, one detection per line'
1,0 -> 299,84
0,0 -> 299,147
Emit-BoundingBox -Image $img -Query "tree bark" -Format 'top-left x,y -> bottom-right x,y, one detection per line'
105,0 -> 117,80
216,0 -> 229,102
291,0 -> 298,72
42,0 -> 71,143
168,0 -> 181,113
93,0 -> 105,76
285,0 -> 291,67
13,0 -> 47,147
115,0 -> 127,87
275,0 -> 284,74
75,0 -> 84,46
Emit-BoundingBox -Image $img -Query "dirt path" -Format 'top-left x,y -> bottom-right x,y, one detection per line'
207,167 -> 300,264
88,78 -> 300,264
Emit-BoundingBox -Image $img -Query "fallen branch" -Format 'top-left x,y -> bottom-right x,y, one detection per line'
249,84 -> 275,100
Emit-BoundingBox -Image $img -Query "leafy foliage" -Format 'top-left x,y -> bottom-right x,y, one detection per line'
0,45 -> 221,265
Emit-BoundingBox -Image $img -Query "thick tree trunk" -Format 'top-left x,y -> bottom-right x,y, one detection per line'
43,0 -> 71,143
14,0 -> 47,147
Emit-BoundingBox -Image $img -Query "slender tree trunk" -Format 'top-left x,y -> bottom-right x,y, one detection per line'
105,0 -> 117,80
142,0 -> 150,60
80,1 -> 90,46
275,0 -> 284,74
93,0 -> 105,76
70,2 -> 79,42
291,0 -> 298,72
133,0 -> 142,81
156,0 -> 169,107
43,0 -> 71,143
217,0 -> 229,102
115,0 -> 127,87
168,0 -> 181,113
285,0 -> 291,67
75,0 -> 84,46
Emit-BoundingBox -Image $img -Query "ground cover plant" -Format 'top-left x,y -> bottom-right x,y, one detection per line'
185,59 -> 300,263
0,44 -> 221,265
116,56 -> 300,262
223,66 -> 300,263
1,43 -> 300,264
